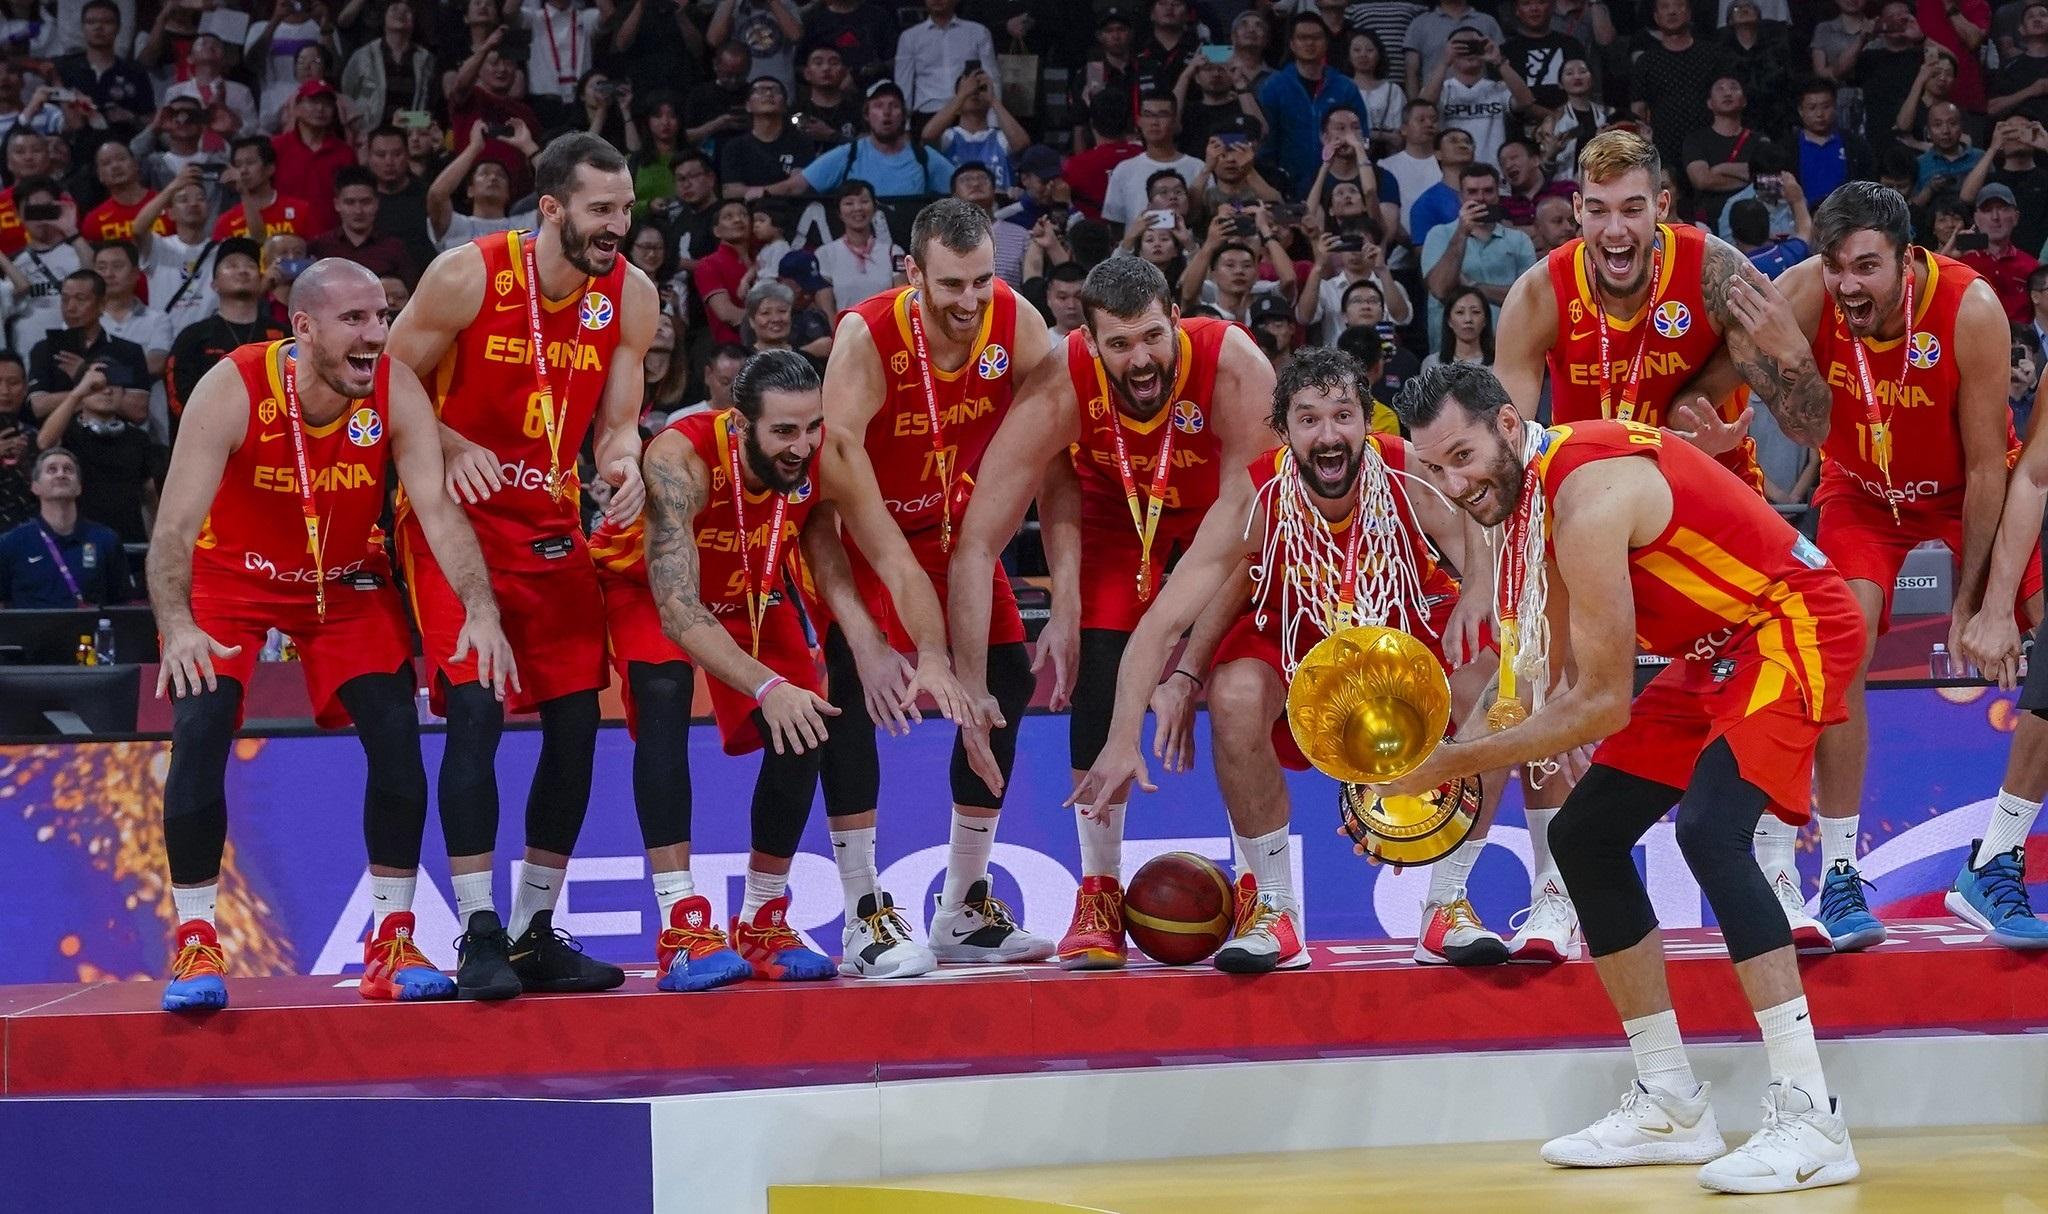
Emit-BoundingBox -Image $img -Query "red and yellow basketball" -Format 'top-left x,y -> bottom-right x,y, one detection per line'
1124,852 -> 1233,965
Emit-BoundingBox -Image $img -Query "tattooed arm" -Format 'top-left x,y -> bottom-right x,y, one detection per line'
643,427 -> 839,753
1699,234 -> 1832,448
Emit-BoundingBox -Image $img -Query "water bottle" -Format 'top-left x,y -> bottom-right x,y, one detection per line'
260,628 -> 286,662
1930,642 -> 1953,679
93,616 -> 115,665
74,633 -> 93,666
415,685 -> 442,725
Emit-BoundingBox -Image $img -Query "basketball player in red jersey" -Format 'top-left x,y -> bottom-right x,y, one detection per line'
1757,182 -> 2045,952
817,198 -> 1056,975
1395,364 -> 1861,1194
147,259 -> 515,1013
1486,128 -> 1833,966
1070,348 -> 1492,973
591,349 -> 969,988
385,133 -> 655,1001
946,256 -> 1274,970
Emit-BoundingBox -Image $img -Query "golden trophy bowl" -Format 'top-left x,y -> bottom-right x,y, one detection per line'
1339,775 -> 1482,866
1286,626 -> 1451,785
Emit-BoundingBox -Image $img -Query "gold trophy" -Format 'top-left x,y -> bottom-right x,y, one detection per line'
1286,625 -> 1479,866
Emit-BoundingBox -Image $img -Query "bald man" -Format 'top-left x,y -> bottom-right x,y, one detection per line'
147,258 -> 515,1013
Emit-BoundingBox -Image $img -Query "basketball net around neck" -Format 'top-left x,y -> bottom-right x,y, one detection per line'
1248,445 -> 1429,680
1491,420 -> 1559,779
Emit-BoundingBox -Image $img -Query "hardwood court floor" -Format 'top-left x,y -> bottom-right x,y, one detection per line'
875,1124 -> 2048,1213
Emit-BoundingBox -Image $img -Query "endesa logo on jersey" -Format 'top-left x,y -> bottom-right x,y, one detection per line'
243,552 -> 368,583
498,457 -> 569,495
579,291 -> 614,331
885,489 -> 946,516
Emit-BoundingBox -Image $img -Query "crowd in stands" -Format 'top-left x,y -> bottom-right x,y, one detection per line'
4,0 -> 2048,607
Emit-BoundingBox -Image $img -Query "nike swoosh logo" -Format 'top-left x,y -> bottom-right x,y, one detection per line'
833,840 -> 848,848
1796,1012 -> 1809,1022
496,300 -> 525,311
950,928 -> 981,939
1795,1165 -> 1824,1184
25,555 -> 41,564
1569,328 -> 1596,341
1266,846 -> 1285,856
507,949 -> 534,962
2003,808 -> 2027,817
524,881 -> 553,891
258,431 -> 283,442
961,824 -> 990,833
374,894 -> 389,901
1638,1121 -> 1677,1136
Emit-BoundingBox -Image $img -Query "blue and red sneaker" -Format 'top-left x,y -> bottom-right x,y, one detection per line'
731,894 -> 835,981
162,919 -> 229,1012
656,895 -> 751,992
360,912 -> 456,1001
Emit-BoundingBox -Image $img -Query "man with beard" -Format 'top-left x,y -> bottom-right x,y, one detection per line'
385,133 -> 656,1002
1068,347 -> 1483,973
945,256 -> 1273,970
147,259 -> 516,1012
589,350 -> 968,988
1761,182 -> 2041,952
816,198 -> 1053,977
1485,127 -> 1831,965
1390,363 -> 1863,1194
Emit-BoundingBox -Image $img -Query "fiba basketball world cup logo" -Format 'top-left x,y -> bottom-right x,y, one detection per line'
346,407 -> 383,447
1652,301 -> 1691,339
579,291 -> 614,331
977,344 -> 1009,379
1172,400 -> 1205,434
1907,331 -> 1941,370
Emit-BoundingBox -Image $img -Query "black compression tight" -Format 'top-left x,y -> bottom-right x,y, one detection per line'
1068,628 -> 1133,771
436,678 -> 600,858
629,660 -> 822,857
162,679 -> 242,886
335,668 -> 430,870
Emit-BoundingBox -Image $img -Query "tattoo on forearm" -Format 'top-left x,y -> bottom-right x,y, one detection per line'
1701,238 -> 1831,446
644,452 -> 720,636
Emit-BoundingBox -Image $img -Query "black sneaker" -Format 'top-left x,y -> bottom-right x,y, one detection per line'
508,909 -> 626,993
454,909 -> 522,1001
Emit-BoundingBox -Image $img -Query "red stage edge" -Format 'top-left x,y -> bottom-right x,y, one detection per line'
4,921 -> 2044,1097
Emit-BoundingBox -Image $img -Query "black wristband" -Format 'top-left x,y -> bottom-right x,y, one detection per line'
1170,668 -> 1204,689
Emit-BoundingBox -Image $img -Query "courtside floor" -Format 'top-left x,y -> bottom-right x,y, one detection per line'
797,1125 -> 2048,1212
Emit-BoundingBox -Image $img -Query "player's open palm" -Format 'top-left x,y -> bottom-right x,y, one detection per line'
761,681 -> 839,754
959,701 -> 1006,798
1667,396 -> 1753,458
452,613 -> 521,701
1032,609 -> 1079,711
1066,743 -> 1154,820
444,434 -> 504,505
904,654 -> 973,725
157,624 -> 242,699
601,455 -> 645,524
1149,676 -> 1197,774
854,643 -> 919,735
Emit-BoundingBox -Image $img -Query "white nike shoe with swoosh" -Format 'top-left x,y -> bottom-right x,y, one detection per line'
1697,1080 -> 1859,1194
928,879 -> 1055,963
1541,1081 -> 1727,1167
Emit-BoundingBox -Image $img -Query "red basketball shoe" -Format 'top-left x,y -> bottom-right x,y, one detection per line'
731,895 -> 836,981
1056,875 -> 1128,970
360,912 -> 456,1000
1214,873 -> 1308,973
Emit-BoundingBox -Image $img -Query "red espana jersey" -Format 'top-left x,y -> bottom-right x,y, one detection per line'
588,409 -> 817,616
850,280 -> 1021,536
1067,316 -> 1230,536
1534,419 -> 1853,717
1545,224 -> 1761,490
1243,436 -> 1445,665
191,340 -> 395,605
211,194 -> 313,240
400,228 -> 628,572
1812,249 -> 2015,509
0,188 -> 22,256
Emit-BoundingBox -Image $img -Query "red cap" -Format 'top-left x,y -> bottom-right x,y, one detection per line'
295,80 -> 337,100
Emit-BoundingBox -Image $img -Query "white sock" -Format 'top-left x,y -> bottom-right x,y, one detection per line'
1526,805 -> 1560,886
452,869 -> 494,924
1818,815 -> 1859,871
1621,1008 -> 1699,1099
1754,812 -> 1798,875
830,825 -> 879,921
507,861 -> 566,939
172,882 -> 218,927
739,867 -> 788,924
369,873 -> 415,932
1757,995 -> 1830,1108
942,810 -> 997,907
652,868 -> 695,923
1427,836 -> 1483,906
1235,826 -> 1294,906
1077,802 -> 1126,880
1978,789 -> 2042,867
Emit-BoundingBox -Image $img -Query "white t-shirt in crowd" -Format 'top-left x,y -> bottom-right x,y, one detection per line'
1379,149 -> 1441,235
522,0 -> 602,103
814,235 -> 902,308
433,209 -> 538,251
9,242 -> 81,354
1439,74 -> 1512,167
1102,151 -> 1206,227
141,232 -> 223,337
246,18 -> 327,133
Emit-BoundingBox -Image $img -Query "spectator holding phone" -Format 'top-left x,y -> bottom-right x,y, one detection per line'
55,0 -> 153,132
445,37 -> 543,198
1419,160 -> 1532,354
1257,13 -> 1366,200
0,353 -> 39,533
1297,218 -> 1410,344
1960,116 -> 2048,255
31,355 -> 161,545
1176,48 -> 1264,155
1099,91 -> 1204,226
1726,198 -> 1810,281
424,118 -> 539,250
921,65 -> 1027,194
6,178 -> 94,357
1189,128 -> 1280,211
341,0 -> 436,129
1959,184 -> 2041,324
1422,27 -> 1533,168
1178,203 -> 1294,322
160,33 -> 257,138
0,447 -> 133,607
28,268 -> 148,423
1304,108 -> 1400,239
894,0 -> 994,120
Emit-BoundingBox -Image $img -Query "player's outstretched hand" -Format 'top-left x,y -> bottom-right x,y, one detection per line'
445,434 -> 504,505
1149,674 -> 1197,774
1958,607 -> 2023,690
854,643 -> 919,736
1440,591 -> 1491,669
905,653 -> 973,725
1065,741 -> 1155,821
452,611 -> 522,702
1667,395 -> 1753,459
761,681 -> 840,755
602,455 -> 645,524
959,695 -> 1007,798
1032,608 -> 1079,711
156,624 -> 242,699
1722,270 -> 1806,362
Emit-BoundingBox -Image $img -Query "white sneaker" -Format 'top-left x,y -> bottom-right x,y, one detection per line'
1507,876 -> 1583,963
1413,889 -> 1510,965
1541,1081 -> 1726,1167
1767,867 -> 1835,952
1697,1080 -> 1859,1194
839,891 -> 936,979
1214,873 -> 1310,973
929,878 -> 1055,963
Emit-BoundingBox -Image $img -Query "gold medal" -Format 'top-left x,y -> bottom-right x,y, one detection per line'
544,468 -> 566,502
1486,698 -> 1528,731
